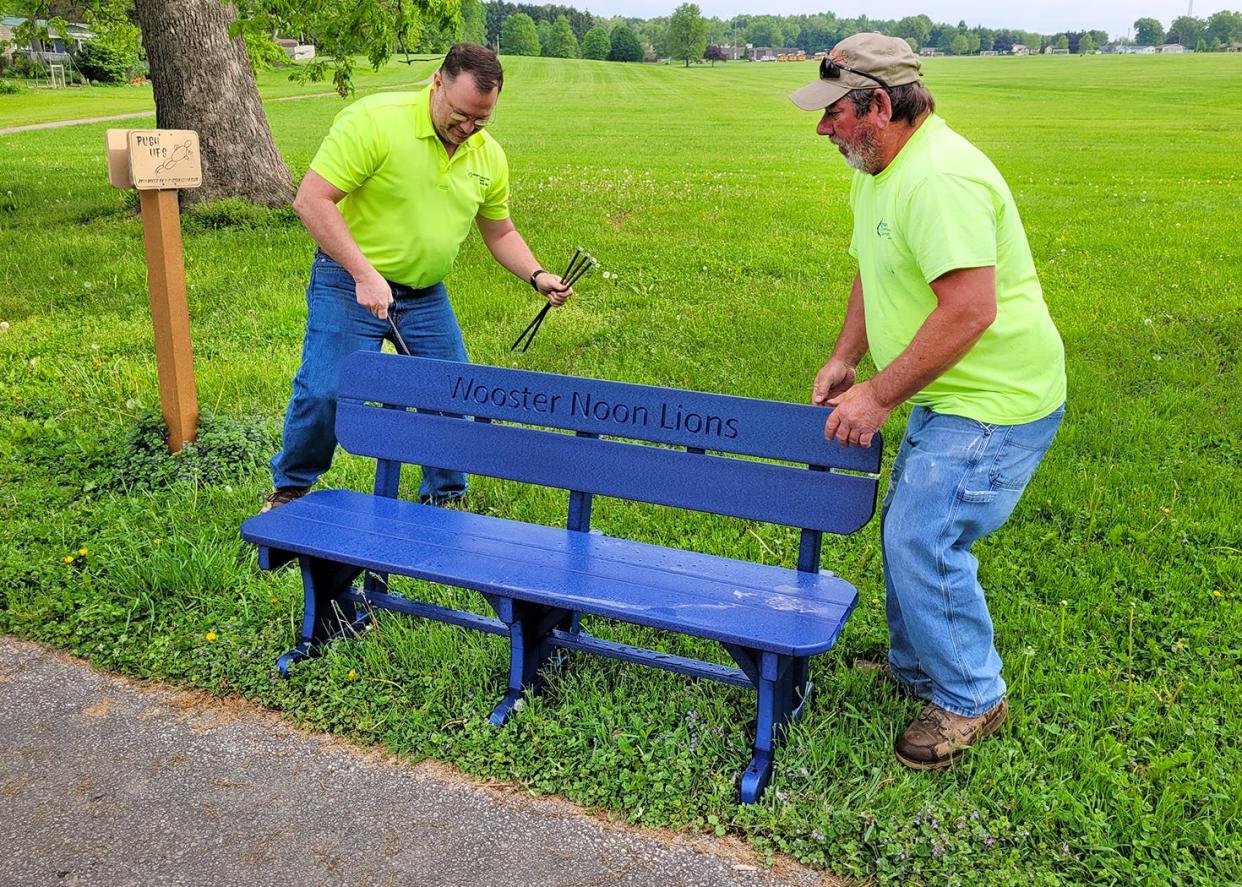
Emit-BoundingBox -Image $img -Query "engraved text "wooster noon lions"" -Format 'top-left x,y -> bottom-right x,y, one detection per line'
448,375 -> 739,439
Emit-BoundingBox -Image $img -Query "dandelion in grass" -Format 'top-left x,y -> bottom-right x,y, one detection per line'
78,547 -> 88,557
348,669 -> 359,680
63,555 -> 74,564
205,631 -> 217,642
1213,590 -> 1223,598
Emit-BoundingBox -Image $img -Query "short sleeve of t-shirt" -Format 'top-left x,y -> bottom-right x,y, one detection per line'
309,104 -> 386,194
902,173 -> 998,283
477,146 -> 510,221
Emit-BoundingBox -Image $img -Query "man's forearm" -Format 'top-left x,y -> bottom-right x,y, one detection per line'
482,225 -> 540,282
868,304 -> 991,408
829,275 -> 869,366
294,196 -> 376,281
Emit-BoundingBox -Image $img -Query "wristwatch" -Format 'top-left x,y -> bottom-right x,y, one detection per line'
529,268 -> 547,289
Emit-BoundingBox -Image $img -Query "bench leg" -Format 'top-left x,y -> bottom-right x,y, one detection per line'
739,651 -> 798,804
489,600 -> 574,726
276,557 -> 367,677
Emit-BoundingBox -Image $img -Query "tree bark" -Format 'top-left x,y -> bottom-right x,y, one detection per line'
134,0 -> 295,207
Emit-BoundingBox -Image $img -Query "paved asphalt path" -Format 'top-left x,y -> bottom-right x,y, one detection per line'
0,636 -> 839,887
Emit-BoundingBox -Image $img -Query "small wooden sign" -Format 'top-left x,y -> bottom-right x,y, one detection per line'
126,129 -> 202,190
103,127 -> 202,450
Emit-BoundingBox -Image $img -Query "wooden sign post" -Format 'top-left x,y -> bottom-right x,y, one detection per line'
106,128 -> 203,452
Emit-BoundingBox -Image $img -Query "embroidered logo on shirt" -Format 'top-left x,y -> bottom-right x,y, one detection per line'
876,220 -> 892,239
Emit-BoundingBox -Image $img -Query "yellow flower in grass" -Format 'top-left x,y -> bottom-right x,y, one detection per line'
1213,590 -> 1223,599
347,669 -> 359,680
78,547 -> 89,557
63,555 -> 74,564
205,631 -> 217,642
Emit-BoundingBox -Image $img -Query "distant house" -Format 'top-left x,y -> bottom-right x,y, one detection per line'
275,37 -> 315,60
716,44 -> 745,61
1011,44 -> 1030,56
1159,43 -> 1185,53
1,15 -> 94,65
749,46 -> 777,61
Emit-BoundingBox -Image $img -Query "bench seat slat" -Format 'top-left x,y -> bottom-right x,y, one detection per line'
242,491 -> 857,656
284,497 -> 852,620
294,490 -> 845,599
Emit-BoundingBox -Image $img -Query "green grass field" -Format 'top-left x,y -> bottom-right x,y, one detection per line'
1,53 -> 1239,885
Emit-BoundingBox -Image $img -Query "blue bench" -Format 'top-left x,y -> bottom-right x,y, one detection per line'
241,353 -> 882,803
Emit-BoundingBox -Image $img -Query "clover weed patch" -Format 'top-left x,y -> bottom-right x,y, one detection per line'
1,54 -> 1239,885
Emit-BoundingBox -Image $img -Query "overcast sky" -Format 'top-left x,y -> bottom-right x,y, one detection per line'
580,1 -> 1229,39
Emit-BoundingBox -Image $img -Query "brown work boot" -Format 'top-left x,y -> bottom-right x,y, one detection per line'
894,698 -> 1009,770
260,486 -> 310,514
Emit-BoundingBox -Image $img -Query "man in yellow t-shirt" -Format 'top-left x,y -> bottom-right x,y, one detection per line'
790,33 -> 1066,769
265,43 -> 571,511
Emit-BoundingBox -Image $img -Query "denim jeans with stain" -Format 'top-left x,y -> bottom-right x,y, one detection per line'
881,404 -> 1064,717
270,251 -> 469,501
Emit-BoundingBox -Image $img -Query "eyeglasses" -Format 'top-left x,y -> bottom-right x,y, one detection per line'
819,56 -> 891,90
440,89 -> 494,128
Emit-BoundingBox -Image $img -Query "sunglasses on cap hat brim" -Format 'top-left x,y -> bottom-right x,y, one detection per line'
819,56 -> 892,90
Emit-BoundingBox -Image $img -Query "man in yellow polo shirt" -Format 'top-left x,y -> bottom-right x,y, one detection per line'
790,34 -> 1066,769
265,43 -> 570,511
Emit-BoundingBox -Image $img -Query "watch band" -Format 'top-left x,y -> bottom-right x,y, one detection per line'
529,268 -> 547,289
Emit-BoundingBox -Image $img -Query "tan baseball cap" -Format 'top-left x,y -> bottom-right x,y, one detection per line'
790,32 -> 923,111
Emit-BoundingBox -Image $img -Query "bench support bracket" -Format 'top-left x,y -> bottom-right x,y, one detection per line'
723,647 -> 815,803
276,557 -> 367,677
489,599 -> 576,726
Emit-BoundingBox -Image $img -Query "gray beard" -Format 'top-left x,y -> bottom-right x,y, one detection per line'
836,128 -> 882,174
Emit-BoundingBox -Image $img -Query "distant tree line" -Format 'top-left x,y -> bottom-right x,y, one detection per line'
481,2 -> 1242,60
1133,12 -> 1242,50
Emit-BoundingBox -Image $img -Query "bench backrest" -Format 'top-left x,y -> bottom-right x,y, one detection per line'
336,354 -> 880,567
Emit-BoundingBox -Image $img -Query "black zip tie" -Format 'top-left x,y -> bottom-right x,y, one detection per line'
511,249 -> 597,353
511,302 -> 551,352
387,306 -> 412,356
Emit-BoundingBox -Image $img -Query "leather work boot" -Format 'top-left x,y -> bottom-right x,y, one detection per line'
894,698 -> 1009,770
260,486 -> 310,514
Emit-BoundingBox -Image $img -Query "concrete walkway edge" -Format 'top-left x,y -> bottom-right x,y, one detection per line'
0,635 -> 841,887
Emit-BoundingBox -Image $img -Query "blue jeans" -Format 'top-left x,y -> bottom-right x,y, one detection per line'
881,404 -> 1064,717
270,251 -> 469,501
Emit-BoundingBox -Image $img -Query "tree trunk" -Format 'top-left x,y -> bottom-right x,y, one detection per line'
134,0 -> 294,207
